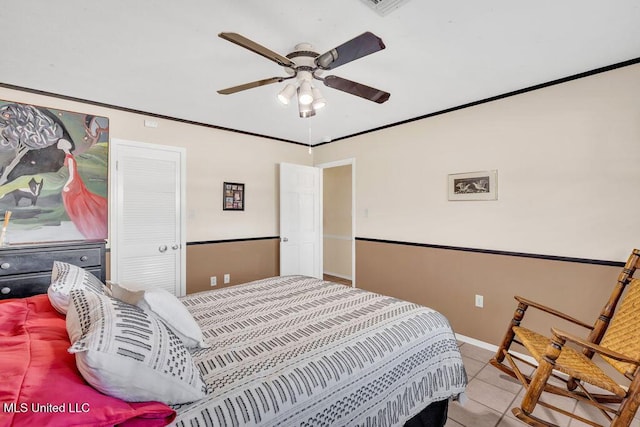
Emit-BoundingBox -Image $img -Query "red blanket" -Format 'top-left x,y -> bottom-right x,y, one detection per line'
0,294 -> 176,427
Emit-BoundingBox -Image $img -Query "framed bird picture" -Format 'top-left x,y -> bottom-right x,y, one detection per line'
0,100 -> 109,244
448,170 -> 498,201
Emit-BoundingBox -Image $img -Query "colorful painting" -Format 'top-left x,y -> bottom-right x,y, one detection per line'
0,100 -> 109,244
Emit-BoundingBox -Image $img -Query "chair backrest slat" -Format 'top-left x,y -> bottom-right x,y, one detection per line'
600,278 -> 640,376
586,249 -> 640,352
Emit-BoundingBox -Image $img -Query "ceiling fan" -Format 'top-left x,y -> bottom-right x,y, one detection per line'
217,31 -> 390,118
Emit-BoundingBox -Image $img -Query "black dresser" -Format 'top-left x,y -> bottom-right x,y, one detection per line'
0,240 -> 106,300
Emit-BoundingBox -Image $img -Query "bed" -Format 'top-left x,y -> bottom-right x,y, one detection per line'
173,275 -> 467,426
0,272 -> 466,427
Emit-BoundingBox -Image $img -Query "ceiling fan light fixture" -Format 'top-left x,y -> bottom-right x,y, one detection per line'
277,83 -> 296,105
298,80 -> 313,105
311,87 -> 326,110
298,98 -> 316,118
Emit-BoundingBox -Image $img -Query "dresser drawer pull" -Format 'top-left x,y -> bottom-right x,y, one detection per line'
80,256 -> 88,262
1,287 -> 10,295
0,262 -> 10,270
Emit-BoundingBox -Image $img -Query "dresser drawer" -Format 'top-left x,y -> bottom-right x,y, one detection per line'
0,247 -> 102,277
0,241 -> 106,298
0,267 -> 105,300
0,273 -> 50,299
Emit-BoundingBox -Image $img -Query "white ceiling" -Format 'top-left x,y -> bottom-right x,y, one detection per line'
3,1 -> 639,145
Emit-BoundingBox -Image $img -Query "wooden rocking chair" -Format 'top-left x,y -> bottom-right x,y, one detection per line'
489,249 -> 640,426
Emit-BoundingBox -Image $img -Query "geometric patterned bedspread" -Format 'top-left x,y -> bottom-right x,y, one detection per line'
171,275 -> 467,426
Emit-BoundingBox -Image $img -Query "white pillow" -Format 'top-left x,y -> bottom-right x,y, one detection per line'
48,261 -> 110,315
137,288 -> 207,350
66,290 -> 207,405
109,283 -> 206,350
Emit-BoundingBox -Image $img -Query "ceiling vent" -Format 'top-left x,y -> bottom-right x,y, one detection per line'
360,0 -> 411,16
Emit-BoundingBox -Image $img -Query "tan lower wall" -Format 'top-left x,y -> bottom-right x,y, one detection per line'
186,238 -> 279,294
115,237 -> 626,350
356,239 -> 624,347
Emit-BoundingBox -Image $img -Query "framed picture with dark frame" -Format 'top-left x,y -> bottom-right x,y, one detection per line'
448,170 -> 498,201
223,182 -> 245,211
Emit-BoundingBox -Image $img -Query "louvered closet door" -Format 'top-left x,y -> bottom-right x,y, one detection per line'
110,139 -> 186,296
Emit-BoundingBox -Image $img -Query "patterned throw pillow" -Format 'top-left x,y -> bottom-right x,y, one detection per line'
48,261 -> 110,315
66,290 -> 207,405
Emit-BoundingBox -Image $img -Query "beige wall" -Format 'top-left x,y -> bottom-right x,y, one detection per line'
0,86 -> 309,294
314,63 -> 640,347
3,62 -> 639,347
323,165 -> 352,278
0,86 -> 311,244
314,63 -> 640,262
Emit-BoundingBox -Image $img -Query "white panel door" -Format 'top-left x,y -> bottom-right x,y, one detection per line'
280,163 -> 322,279
110,139 -> 186,295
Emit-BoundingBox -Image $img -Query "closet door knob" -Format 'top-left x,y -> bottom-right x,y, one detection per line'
171,244 -> 179,250
158,245 -> 168,253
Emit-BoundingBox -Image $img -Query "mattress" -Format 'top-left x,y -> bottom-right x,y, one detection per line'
172,275 -> 467,426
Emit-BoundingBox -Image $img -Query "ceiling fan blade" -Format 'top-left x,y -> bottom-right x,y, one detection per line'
323,75 -> 390,104
219,32 -> 295,68
217,77 -> 286,95
315,32 -> 385,70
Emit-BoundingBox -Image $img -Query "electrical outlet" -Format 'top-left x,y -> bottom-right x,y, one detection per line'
224,274 -> 230,284
210,276 -> 217,287
475,294 -> 484,308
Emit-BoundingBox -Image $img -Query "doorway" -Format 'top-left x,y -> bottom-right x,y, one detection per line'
318,159 -> 355,286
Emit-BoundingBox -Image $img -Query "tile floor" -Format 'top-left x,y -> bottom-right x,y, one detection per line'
448,341 -> 640,427
323,274 -> 352,286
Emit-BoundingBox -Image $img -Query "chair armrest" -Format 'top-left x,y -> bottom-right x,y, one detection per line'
551,327 -> 640,365
514,296 -> 593,330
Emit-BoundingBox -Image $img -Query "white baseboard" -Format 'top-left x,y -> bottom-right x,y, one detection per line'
455,333 -> 537,365
455,333 -> 498,352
